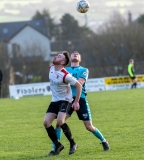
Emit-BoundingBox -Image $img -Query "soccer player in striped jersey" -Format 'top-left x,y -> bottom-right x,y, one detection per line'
128,59 -> 137,88
43,51 -> 82,156
48,51 -> 110,155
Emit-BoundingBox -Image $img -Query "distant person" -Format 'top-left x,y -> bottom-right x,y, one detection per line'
0,69 -> 3,98
128,59 -> 137,88
0,69 -> 3,82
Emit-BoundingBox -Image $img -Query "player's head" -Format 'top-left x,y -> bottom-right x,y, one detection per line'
53,51 -> 70,66
129,59 -> 134,64
62,51 -> 70,66
70,51 -> 81,63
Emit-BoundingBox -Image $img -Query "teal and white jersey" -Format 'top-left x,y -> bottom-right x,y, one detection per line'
66,66 -> 89,98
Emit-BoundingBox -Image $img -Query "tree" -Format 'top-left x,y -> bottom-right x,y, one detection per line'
137,14 -> 144,24
60,13 -> 81,40
82,12 -> 144,77
0,42 -> 11,97
32,10 -> 44,20
50,12 -> 95,53
32,9 -> 56,39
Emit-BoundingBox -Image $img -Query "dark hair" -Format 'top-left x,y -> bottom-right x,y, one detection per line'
63,51 -> 70,66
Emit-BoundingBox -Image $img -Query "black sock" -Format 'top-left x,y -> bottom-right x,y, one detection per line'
134,82 -> 137,88
46,125 -> 59,146
60,123 -> 75,145
131,84 -> 134,89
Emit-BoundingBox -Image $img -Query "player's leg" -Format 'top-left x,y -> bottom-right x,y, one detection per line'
77,98 -> 110,151
57,101 -> 77,155
49,118 -> 71,155
83,120 -> 110,151
44,102 -> 64,156
65,104 -> 78,155
131,76 -> 137,88
51,127 -> 62,151
131,79 -> 135,88
49,103 -> 74,155
48,127 -> 62,156
51,113 -> 72,151
133,77 -> 137,88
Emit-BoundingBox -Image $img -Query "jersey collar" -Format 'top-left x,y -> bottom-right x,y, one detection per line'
71,66 -> 80,69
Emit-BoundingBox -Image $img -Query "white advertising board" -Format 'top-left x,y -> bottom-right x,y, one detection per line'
9,75 -> 144,98
9,78 -> 105,98
86,78 -> 105,92
9,82 -> 51,98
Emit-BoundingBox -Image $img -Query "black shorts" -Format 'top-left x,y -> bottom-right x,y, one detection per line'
46,100 -> 72,116
68,98 -> 92,121
130,76 -> 136,80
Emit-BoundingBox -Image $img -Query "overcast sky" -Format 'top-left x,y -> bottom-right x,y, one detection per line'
0,0 -> 144,31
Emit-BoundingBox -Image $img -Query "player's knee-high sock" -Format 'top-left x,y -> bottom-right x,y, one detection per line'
92,128 -> 105,142
60,123 -> 75,145
45,125 -> 60,146
52,128 -> 62,151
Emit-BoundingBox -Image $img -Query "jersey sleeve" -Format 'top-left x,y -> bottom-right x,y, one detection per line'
80,68 -> 89,81
65,73 -> 77,85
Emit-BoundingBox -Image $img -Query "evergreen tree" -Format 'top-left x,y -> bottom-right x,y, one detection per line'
32,9 -> 56,39
137,14 -> 144,24
60,13 -> 81,40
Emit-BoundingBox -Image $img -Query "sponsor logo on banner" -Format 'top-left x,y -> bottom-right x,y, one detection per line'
9,78 -> 106,98
105,75 -> 144,85
105,76 -> 131,85
9,82 -> 51,98
104,75 -> 144,90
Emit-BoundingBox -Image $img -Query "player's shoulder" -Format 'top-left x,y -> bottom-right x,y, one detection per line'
65,66 -> 71,71
60,68 -> 70,77
66,66 -> 88,73
79,66 -> 89,72
49,65 -> 54,71
78,66 -> 89,78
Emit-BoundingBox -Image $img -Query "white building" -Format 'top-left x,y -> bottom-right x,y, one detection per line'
0,19 -> 51,61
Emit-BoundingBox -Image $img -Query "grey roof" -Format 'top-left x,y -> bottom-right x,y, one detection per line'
0,19 -> 50,41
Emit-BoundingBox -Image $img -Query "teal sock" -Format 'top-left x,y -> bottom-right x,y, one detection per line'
52,128 -> 62,150
92,128 -> 105,142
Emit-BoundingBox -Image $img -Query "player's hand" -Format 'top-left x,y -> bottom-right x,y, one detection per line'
72,101 -> 80,111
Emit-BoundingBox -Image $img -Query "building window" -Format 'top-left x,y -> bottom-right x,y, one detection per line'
36,21 -> 40,26
3,28 -> 8,34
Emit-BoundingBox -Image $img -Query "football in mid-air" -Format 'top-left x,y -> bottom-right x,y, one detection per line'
76,0 -> 90,13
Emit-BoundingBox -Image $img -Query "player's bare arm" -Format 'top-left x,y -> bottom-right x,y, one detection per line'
78,78 -> 85,85
72,81 -> 82,111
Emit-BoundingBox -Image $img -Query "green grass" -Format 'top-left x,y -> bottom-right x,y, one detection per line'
0,89 -> 144,160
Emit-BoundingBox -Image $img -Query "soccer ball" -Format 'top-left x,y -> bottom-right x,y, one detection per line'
76,0 -> 90,13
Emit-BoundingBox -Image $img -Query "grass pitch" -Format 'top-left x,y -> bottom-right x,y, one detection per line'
0,89 -> 144,160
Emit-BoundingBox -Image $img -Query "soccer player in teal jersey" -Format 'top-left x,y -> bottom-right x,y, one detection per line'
128,59 -> 137,88
48,51 -> 110,156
